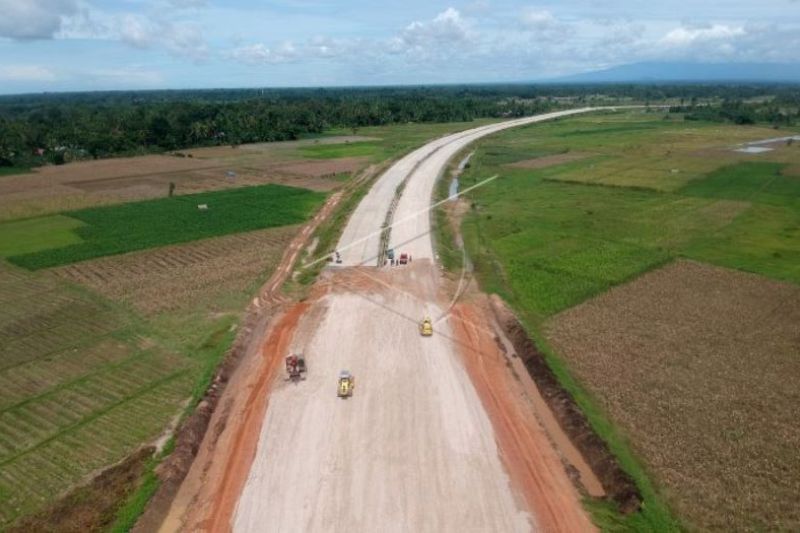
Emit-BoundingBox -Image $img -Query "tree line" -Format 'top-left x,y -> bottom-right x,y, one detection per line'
1,84 -> 797,168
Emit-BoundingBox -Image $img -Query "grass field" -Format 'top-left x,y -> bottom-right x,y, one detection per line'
300,141 -> 383,160
459,112 -> 800,320
0,216 -> 85,257
7,184 -> 325,270
448,110 -> 800,530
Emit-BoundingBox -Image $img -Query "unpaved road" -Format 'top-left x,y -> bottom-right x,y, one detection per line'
228,109 -> 601,532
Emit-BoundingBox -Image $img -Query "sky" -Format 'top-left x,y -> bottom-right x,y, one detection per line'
0,0 -> 798,94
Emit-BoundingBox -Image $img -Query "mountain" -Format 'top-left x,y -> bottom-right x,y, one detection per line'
552,62 -> 800,83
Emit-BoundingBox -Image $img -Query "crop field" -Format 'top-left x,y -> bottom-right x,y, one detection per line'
0,262 -> 194,527
0,216 -> 85,257
546,260 -> 800,531
52,224 -> 299,316
6,183 -> 325,270
450,110 -> 800,530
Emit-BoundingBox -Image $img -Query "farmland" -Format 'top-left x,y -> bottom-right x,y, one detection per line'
450,109 -> 800,530
0,118 -> 509,527
547,260 -> 800,531
6,183 -> 325,270
52,224 -> 300,316
0,262 -> 193,526
459,111 -> 800,319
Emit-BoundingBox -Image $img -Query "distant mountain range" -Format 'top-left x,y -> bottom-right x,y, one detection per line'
551,62 -> 800,83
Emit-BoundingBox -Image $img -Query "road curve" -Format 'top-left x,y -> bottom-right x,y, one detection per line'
337,108 -> 599,266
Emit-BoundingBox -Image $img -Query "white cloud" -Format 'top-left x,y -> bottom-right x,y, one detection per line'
111,15 -> 209,60
399,8 -> 471,48
0,65 -> 57,82
661,24 -> 745,46
0,0 -> 78,40
228,42 -> 299,65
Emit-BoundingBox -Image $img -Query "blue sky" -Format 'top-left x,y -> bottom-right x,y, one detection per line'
0,0 -> 798,93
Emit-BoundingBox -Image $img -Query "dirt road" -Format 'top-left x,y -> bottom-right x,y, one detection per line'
229,110 -> 600,532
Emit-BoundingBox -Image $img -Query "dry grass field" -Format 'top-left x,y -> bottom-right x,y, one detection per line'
52,225 -> 299,316
546,260 -> 800,532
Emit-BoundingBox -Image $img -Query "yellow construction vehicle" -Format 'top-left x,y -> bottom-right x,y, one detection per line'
419,317 -> 433,336
337,370 -> 354,398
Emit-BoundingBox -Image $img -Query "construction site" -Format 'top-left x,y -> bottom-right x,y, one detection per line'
144,109 -> 623,532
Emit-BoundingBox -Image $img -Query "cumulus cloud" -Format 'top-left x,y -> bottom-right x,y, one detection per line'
397,8 -> 471,49
0,0 -> 78,40
0,65 -> 57,82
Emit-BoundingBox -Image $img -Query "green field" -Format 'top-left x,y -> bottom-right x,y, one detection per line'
8,183 -> 326,270
300,141 -> 382,159
0,216 -> 85,257
458,113 -> 800,320
446,110 -> 800,531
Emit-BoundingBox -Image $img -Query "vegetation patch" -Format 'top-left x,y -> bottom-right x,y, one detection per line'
299,141 -> 381,160
8,183 -> 325,270
680,161 -> 800,207
0,215 -> 85,257
0,167 -> 31,178
546,260 -> 800,532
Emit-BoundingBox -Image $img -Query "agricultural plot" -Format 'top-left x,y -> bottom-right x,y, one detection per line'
460,174 -> 749,317
53,224 -> 299,316
0,216 -> 85,257
546,260 -> 800,532
0,262 -> 193,527
7,183 -> 325,270
488,112 -> 800,192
